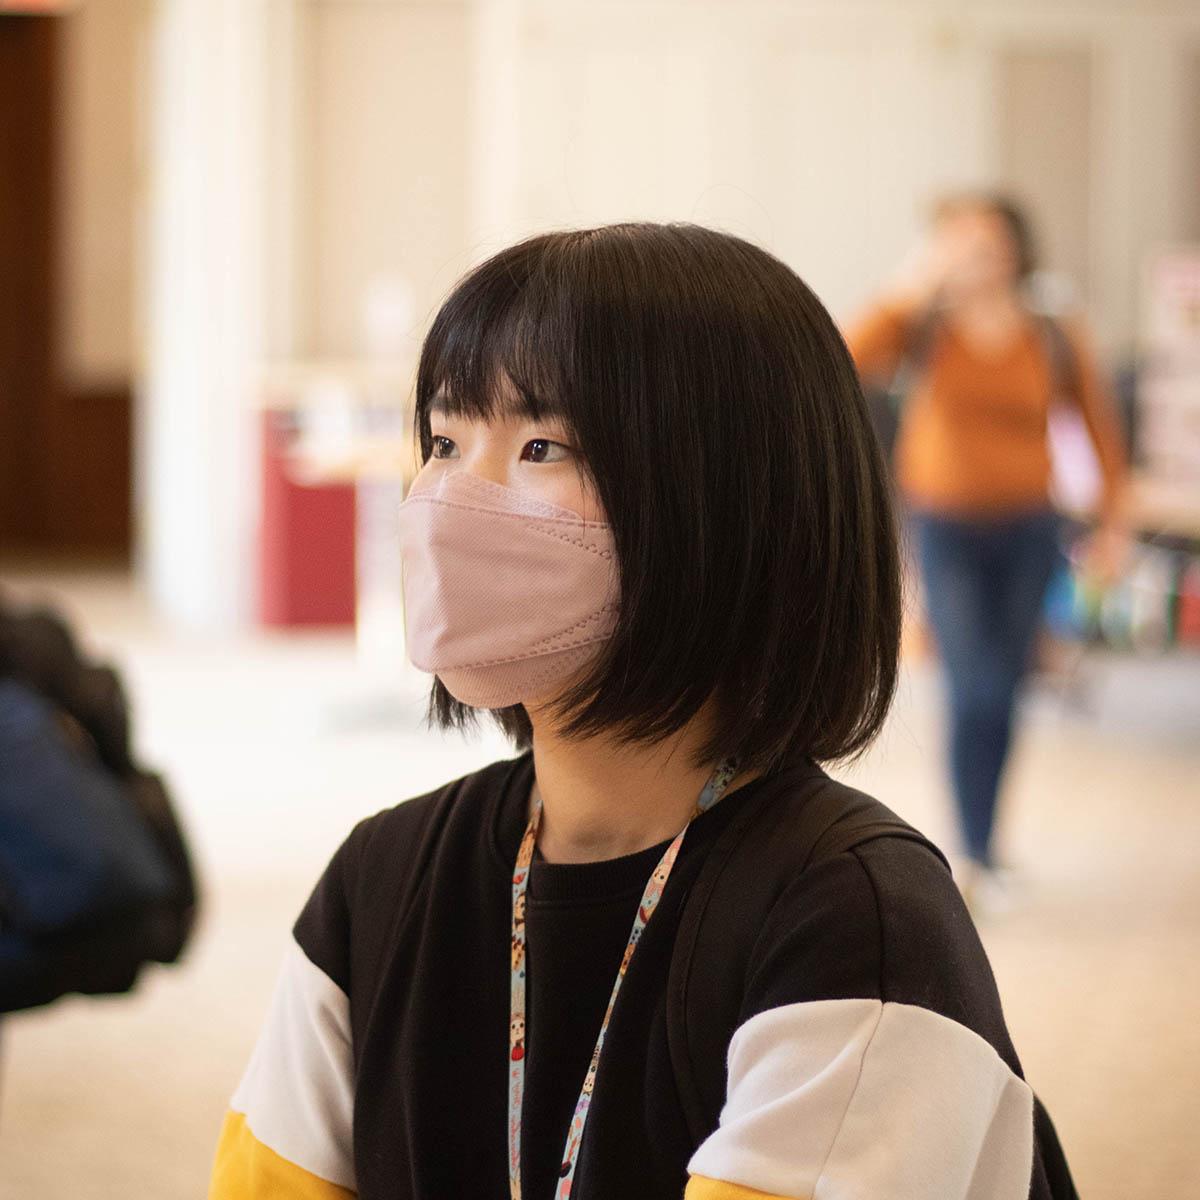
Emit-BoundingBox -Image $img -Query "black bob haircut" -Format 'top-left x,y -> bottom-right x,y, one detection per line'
414,223 -> 900,771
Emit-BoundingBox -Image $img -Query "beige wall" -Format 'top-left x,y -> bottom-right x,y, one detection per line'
465,0 -> 1200,352
284,1 -> 1200,361
62,0 -> 1200,383
997,46 -> 1093,304
303,0 -> 474,359
471,2 -> 997,322
57,0 -> 149,387
1185,46 -> 1200,244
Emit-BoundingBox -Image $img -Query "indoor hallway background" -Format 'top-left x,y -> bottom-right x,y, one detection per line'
2,1 -> 1199,1196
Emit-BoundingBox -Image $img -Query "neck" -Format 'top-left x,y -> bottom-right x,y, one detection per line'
524,704 -> 748,864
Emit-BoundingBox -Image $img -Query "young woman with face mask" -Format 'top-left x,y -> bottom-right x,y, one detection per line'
209,224 -> 1076,1200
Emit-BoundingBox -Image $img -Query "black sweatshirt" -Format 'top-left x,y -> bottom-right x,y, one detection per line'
209,752 -> 1067,1200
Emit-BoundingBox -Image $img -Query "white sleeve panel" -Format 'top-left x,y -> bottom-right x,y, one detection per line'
230,940 -> 357,1191
688,999 -> 1033,1200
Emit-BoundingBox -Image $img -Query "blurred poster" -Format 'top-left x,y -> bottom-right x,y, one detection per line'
1145,248 -> 1200,354
1141,248 -> 1200,483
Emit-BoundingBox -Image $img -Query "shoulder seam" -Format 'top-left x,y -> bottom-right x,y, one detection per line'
850,845 -> 888,1006
290,931 -> 350,1003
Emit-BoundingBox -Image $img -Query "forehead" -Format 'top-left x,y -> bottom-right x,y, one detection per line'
938,205 -> 1010,241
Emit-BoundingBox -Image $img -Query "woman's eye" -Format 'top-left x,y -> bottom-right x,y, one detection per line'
430,435 -> 458,460
521,439 -> 569,464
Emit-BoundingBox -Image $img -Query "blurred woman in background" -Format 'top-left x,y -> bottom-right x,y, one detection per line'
848,193 -> 1128,908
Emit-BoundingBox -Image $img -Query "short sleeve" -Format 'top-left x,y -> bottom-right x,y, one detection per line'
685,839 -> 1040,1200
208,827 -> 370,1199
843,303 -> 919,385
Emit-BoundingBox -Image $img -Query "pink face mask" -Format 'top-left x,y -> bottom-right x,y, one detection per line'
397,471 -> 619,708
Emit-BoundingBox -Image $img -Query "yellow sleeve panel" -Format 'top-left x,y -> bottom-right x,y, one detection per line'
685,1176 -> 806,1200
208,1111 -> 356,1200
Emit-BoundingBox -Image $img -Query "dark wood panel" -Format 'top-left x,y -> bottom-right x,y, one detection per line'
44,383 -> 134,553
0,14 -> 132,559
0,14 -> 58,551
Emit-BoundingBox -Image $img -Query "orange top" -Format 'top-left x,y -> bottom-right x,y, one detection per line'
846,304 -> 1127,520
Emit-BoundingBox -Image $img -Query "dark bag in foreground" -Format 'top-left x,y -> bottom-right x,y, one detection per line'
0,603 -> 199,1013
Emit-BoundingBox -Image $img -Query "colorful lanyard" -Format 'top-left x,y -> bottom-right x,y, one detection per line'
507,760 -> 740,1200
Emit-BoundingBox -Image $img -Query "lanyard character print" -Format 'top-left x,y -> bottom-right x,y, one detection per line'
507,759 -> 740,1199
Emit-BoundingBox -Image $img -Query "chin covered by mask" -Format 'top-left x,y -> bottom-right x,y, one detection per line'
396,471 -> 619,709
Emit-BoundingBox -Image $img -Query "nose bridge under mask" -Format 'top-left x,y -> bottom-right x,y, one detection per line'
397,472 -> 619,708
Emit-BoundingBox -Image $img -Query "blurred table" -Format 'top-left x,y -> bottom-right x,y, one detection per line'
1123,472 -> 1200,541
257,360 -> 417,672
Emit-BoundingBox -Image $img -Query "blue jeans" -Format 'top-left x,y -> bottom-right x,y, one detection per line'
913,510 -> 1061,866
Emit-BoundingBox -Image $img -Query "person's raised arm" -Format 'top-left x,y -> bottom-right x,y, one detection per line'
843,235 -> 953,384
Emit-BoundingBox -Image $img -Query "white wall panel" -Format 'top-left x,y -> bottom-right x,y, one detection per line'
307,0 -> 474,357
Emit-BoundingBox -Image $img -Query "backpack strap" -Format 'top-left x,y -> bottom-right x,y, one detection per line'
666,769 -> 945,1146
886,306 -> 942,412
1034,314 -> 1079,406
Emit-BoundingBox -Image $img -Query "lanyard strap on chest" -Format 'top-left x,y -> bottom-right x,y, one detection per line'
507,759 -> 739,1200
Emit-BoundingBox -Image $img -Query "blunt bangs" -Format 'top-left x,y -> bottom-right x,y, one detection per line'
416,223 -> 901,771
415,251 -> 574,457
